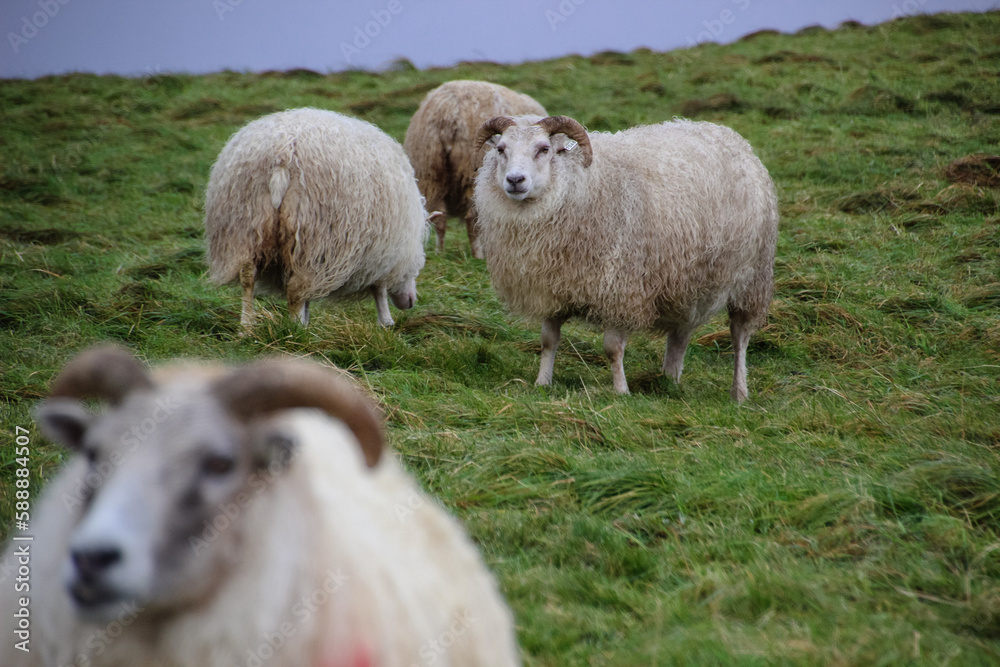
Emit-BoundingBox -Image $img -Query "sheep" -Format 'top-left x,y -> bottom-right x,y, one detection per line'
0,346 -> 521,666
205,107 -> 428,328
472,114 -> 778,401
403,81 -> 546,258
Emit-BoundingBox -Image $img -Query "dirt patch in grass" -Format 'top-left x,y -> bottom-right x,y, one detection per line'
795,24 -> 827,36
397,312 -> 499,339
895,13 -> 957,34
259,68 -> 325,80
842,86 -> 914,115
679,93 -> 748,116
0,174 -> 69,206
836,188 -> 917,214
933,183 -> 1000,215
739,29 -> 781,41
926,90 -> 973,108
0,225 -> 80,245
755,51 -> 832,64
963,284 -> 1000,310
945,154 -> 1000,188
231,103 -> 282,118
171,98 -> 224,120
346,82 -> 444,116
589,51 -> 636,66
379,81 -> 439,101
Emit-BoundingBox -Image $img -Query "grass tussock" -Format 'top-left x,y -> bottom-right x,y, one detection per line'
3,10 -> 1000,665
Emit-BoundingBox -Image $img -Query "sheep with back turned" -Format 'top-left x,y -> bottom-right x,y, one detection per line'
403,80 -> 546,258
205,107 -> 428,328
0,346 -> 521,667
472,114 -> 778,401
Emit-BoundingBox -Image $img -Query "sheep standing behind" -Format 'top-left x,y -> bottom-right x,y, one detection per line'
0,347 -> 520,666
473,115 -> 778,401
404,81 -> 546,258
205,108 -> 428,328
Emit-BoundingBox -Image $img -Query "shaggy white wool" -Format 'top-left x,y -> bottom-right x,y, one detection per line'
204,108 -> 428,326
474,116 -> 779,400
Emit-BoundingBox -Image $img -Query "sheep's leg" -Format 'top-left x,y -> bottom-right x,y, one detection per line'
285,272 -> 311,327
239,263 -> 256,330
373,285 -> 394,328
429,210 -> 448,253
729,310 -> 753,403
465,203 -> 483,259
536,316 -> 564,386
662,329 -> 694,383
603,329 -> 630,394
287,298 -> 310,327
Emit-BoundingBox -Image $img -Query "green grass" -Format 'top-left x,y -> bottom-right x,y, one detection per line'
4,10 -> 1000,665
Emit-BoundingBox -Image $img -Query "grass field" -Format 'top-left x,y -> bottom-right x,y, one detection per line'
3,10 -> 1000,665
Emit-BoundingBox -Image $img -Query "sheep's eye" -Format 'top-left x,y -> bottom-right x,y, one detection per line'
496,145 -> 505,154
83,448 -> 98,466
537,146 -> 550,156
201,453 -> 236,477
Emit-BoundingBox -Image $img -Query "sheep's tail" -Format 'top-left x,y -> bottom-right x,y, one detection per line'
269,165 -> 290,210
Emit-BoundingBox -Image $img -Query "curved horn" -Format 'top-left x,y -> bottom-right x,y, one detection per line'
213,359 -> 385,468
472,115 -> 517,169
535,115 -> 593,167
49,345 -> 153,404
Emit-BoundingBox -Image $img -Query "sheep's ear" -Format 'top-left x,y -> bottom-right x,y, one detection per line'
35,399 -> 94,452
552,135 -> 579,154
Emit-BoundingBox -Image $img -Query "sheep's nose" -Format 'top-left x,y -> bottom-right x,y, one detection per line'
505,173 -> 526,186
71,546 -> 122,581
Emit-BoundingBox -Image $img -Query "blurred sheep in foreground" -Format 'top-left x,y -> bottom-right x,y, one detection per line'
0,346 -> 520,666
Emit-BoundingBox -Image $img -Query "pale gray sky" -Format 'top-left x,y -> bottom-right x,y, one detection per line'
2,0 -> 997,79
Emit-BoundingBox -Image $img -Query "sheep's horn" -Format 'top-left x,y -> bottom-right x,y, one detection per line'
213,359 -> 384,468
49,345 -> 153,405
473,115 -> 517,169
535,115 -> 593,167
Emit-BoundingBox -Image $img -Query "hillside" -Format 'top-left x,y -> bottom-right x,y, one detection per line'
2,10 -> 1000,665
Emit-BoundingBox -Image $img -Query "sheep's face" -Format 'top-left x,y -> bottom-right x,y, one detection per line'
486,125 -> 559,202
37,383 -> 289,623
477,116 -> 591,205
389,275 -> 417,310
35,347 -> 384,624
